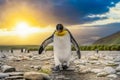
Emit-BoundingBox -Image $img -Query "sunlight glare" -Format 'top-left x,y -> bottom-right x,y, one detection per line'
15,22 -> 40,37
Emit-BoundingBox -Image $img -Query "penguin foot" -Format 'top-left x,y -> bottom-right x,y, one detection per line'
62,65 -> 68,70
52,65 -> 60,71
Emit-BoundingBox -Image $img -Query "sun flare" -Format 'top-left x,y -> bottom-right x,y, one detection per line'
15,22 -> 40,37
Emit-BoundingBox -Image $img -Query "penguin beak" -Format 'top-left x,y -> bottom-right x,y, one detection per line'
57,30 -> 63,33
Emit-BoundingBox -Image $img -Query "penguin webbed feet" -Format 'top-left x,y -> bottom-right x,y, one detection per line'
52,65 -> 69,72
62,65 -> 68,70
38,45 -> 44,54
52,65 -> 61,72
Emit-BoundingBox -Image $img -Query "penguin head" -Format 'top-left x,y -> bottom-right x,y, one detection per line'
55,24 -> 67,36
56,24 -> 64,33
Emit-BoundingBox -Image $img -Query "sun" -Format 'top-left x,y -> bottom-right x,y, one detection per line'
15,22 -> 31,37
15,22 -> 40,37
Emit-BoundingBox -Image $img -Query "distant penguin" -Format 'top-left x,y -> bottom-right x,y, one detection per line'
39,24 -> 81,71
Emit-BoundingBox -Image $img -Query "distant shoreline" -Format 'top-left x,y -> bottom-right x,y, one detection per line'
0,45 -> 120,51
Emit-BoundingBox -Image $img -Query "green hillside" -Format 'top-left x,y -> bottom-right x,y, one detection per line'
94,31 -> 120,45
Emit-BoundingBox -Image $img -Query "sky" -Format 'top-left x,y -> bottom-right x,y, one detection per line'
0,0 -> 120,45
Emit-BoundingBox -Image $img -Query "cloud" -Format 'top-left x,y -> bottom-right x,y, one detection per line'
0,0 -> 56,28
83,2 -> 120,26
87,14 -> 106,18
51,0 -> 120,25
0,0 -> 120,28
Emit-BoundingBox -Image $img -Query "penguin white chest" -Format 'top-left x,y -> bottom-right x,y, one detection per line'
53,33 -> 71,62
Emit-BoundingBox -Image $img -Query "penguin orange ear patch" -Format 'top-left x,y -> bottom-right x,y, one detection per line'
55,30 -> 68,36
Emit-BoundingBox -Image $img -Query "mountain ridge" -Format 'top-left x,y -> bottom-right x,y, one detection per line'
94,31 -> 120,45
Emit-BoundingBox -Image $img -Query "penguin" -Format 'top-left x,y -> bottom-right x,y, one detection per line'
39,24 -> 81,71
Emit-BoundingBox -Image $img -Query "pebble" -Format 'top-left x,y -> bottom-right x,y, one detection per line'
91,69 -> 102,74
74,60 -> 80,65
79,68 -> 91,74
56,75 -> 65,80
81,70 -> 91,74
40,65 -> 52,74
24,71 -> 50,80
88,61 -> 99,64
31,65 -> 41,70
97,71 -> 108,77
26,54 -> 33,58
114,57 -> 120,62
0,72 -> 24,80
74,60 -> 87,65
5,76 -> 24,80
88,55 -> 99,60
116,72 -> 120,75
8,56 -> 19,61
103,67 -> 116,74
0,73 -> 9,78
1,65 -> 16,73
7,72 -> 24,76
104,56 -> 114,60
107,74 -> 118,78
116,65 -> 120,72
105,61 -> 119,66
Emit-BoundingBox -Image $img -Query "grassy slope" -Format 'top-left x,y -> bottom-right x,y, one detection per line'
94,31 -> 120,45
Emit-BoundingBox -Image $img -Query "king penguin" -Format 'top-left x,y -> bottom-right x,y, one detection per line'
39,24 -> 81,71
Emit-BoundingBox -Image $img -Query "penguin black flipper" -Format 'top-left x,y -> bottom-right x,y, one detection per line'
39,34 -> 54,54
66,29 -> 81,59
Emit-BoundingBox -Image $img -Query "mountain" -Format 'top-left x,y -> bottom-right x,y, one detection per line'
94,31 -> 120,45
